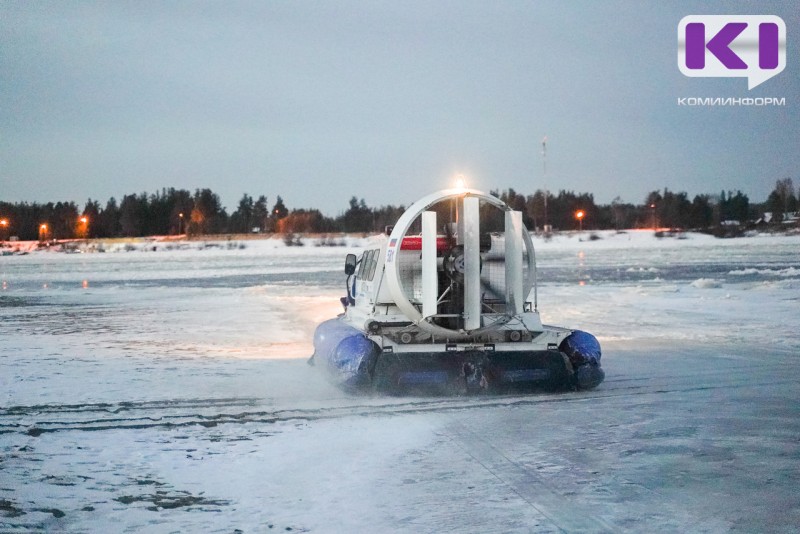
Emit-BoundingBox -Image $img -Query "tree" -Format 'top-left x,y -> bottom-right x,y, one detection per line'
650,189 -> 692,229
277,209 -> 331,233
119,194 -> 142,236
189,188 -> 227,235
340,196 -> 373,232
143,189 -> 170,236
253,195 -> 269,232
767,178 -> 797,221
720,190 -> 749,223
643,191 -> 663,229
98,197 -> 121,237
189,206 -> 205,235
270,195 -> 289,231
544,190 -> 598,231
230,194 -> 254,234
168,189 -> 193,235
609,197 -> 622,230
81,199 -> 101,238
689,195 -> 713,229
372,204 -> 405,234
525,190 -> 548,231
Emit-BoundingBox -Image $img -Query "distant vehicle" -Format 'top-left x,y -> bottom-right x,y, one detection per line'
310,188 -> 604,394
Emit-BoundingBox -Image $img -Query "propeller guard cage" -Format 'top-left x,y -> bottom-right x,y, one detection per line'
383,188 -> 537,339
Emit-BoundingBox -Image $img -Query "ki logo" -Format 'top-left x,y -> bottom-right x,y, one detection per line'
678,15 -> 786,90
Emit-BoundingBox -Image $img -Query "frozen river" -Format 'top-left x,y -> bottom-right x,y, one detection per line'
1,231 -> 799,532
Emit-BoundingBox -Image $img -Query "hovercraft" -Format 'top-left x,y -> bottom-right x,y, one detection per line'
310,187 -> 604,394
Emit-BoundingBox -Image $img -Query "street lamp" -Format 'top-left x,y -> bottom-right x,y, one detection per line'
575,210 -> 585,234
39,223 -> 49,242
78,215 -> 89,239
650,203 -> 656,231
178,212 -> 184,235
0,218 -> 8,243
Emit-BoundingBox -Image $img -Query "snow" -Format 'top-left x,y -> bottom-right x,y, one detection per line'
2,232 -> 799,532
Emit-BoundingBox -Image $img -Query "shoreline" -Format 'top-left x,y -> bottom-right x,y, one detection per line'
2,227 -> 799,256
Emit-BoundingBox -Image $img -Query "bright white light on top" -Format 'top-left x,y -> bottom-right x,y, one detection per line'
454,174 -> 466,191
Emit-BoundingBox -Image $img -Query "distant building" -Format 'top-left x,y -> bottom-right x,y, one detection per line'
755,211 -> 799,226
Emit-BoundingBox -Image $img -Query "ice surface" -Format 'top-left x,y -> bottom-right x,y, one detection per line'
1,232 -> 799,532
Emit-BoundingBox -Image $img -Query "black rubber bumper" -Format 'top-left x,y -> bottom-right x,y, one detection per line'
371,349 -> 576,395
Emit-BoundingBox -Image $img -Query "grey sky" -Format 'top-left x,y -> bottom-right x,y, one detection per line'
2,1 -> 798,215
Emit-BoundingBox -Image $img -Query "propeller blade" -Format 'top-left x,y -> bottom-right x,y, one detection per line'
505,210 -> 524,314
443,218 -> 456,250
463,196 -> 481,330
421,211 -> 438,319
480,277 -> 503,301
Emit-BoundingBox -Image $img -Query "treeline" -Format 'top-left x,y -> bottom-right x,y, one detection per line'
0,188 -> 408,241
492,177 -> 796,232
1,179 -> 797,241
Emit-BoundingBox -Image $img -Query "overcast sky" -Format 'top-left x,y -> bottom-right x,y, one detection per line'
2,1 -> 798,215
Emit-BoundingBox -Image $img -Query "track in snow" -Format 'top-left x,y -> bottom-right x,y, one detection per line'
2,361 -> 791,436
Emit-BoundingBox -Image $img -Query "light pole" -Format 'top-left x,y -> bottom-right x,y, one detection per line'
575,210 -> 585,234
78,216 -> 89,239
542,136 -> 548,232
650,203 -> 656,231
39,223 -> 49,242
0,218 -> 8,243
178,212 -> 184,235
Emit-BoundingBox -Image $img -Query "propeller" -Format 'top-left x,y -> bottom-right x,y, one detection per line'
384,189 -> 535,339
